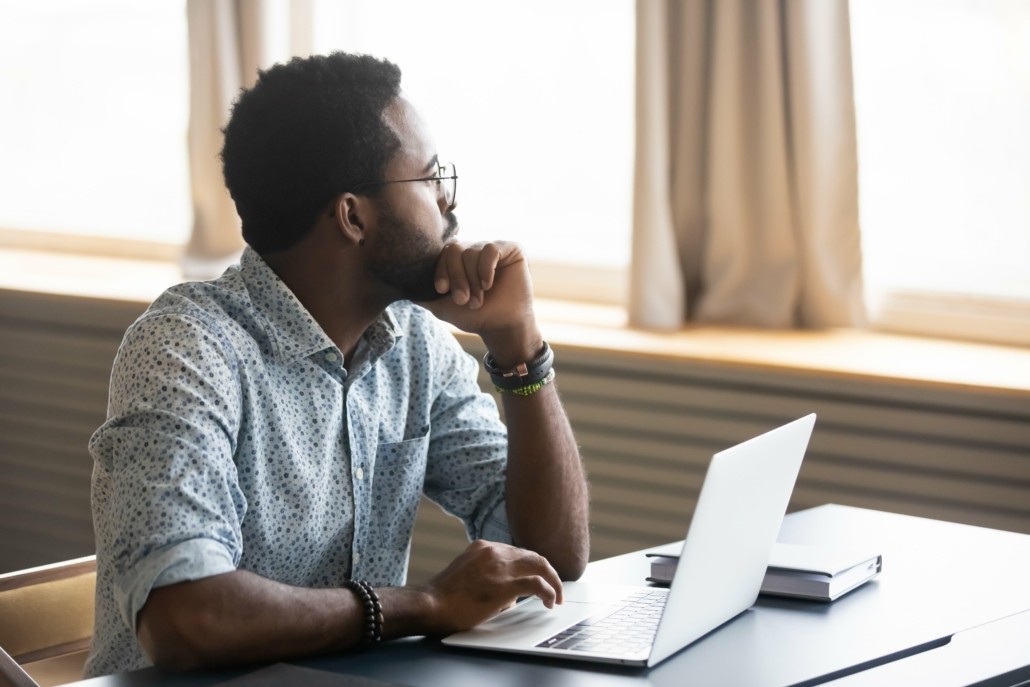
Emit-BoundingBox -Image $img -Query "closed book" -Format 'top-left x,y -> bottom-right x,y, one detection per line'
646,543 -> 882,602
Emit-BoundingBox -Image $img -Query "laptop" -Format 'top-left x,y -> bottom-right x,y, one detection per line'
443,413 -> 816,668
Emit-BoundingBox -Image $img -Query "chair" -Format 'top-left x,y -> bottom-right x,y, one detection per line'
0,556 -> 96,687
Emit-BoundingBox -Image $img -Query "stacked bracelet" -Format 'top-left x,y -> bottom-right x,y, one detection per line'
484,341 -> 554,391
344,579 -> 383,646
495,368 -> 556,396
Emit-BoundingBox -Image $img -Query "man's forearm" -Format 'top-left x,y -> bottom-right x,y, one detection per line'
501,383 -> 590,580
137,570 -> 434,670
422,243 -> 589,579
136,540 -> 563,671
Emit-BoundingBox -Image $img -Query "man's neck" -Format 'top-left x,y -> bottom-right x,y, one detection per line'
260,229 -> 391,367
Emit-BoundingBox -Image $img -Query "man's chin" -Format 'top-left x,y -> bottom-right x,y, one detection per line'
395,259 -> 445,303
404,285 -> 447,303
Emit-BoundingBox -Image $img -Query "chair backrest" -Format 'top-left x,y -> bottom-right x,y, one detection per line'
0,555 -> 96,677
0,646 -> 37,687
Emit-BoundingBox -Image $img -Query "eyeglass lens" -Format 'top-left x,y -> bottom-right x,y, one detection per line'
440,162 -> 456,209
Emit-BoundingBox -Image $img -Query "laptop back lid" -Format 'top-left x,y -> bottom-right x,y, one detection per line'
649,413 -> 815,666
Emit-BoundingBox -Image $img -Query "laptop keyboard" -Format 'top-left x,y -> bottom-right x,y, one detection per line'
535,588 -> 669,655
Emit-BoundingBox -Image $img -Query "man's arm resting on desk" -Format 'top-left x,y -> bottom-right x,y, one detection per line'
424,241 -> 590,580
500,380 -> 589,580
137,540 -> 562,670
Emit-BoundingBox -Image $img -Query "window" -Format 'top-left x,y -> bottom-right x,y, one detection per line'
312,0 -> 635,303
5,2 -> 1026,341
0,1 -> 190,254
850,0 -> 1030,344
1,2 -> 632,301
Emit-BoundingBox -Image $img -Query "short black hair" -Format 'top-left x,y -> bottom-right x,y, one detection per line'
221,52 -> 403,254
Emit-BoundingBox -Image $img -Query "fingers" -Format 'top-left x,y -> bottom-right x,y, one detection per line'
475,242 -> 501,292
515,575 -> 559,609
460,248 -> 485,309
480,542 -> 564,609
434,242 -> 520,309
514,550 -> 564,608
435,243 -> 467,303
427,540 -> 564,632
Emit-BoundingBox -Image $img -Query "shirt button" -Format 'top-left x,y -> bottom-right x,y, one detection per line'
325,351 -> 338,363
353,553 -> 361,565
356,467 -> 364,480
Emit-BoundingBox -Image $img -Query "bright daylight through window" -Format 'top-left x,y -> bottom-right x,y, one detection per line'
0,1 -> 634,302
850,0 -> 1030,344
0,0 -> 190,250
5,1 -> 1024,342
311,0 -> 635,301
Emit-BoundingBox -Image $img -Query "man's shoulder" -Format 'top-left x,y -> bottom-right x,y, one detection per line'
152,267 -> 249,315
128,269 -> 262,348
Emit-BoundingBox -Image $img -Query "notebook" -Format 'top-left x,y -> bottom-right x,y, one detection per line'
443,413 -> 816,668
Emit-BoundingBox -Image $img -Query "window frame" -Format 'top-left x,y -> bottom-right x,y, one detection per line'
850,0 -> 1030,347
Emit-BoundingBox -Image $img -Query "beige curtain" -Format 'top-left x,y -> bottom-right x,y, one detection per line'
630,0 -> 866,330
182,0 -> 251,277
183,0 -> 311,278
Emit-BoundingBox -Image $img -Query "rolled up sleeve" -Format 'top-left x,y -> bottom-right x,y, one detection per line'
115,539 -> 237,635
90,312 -> 247,634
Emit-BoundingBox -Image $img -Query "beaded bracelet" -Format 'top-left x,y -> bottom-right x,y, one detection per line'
344,579 -> 383,646
495,367 -> 556,396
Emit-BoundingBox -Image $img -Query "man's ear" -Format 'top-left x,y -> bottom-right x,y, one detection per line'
332,193 -> 369,247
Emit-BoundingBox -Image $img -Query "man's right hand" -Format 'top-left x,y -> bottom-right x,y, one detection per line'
135,541 -> 564,670
418,540 -> 564,635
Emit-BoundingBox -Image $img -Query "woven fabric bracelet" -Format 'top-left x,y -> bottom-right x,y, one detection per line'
344,579 -> 383,646
495,367 -> 556,396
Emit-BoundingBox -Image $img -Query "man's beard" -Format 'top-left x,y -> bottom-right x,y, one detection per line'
367,211 -> 459,302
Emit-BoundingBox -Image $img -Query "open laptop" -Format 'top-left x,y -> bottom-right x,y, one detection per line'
443,413 -> 816,668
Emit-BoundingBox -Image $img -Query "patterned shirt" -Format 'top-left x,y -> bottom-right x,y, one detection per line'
85,247 -> 511,677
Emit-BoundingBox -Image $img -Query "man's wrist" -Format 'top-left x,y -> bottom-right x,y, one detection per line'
378,586 -> 439,640
484,342 -> 553,391
480,326 -> 544,370
343,580 -> 383,646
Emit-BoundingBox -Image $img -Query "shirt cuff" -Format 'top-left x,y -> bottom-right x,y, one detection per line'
115,538 -> 237,635
476,499 -> 513,544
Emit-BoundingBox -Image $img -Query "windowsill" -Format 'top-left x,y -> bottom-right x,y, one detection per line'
2,247 -> 1028,398
0,247 -> 182,305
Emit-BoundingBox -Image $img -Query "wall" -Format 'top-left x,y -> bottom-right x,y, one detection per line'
1,289 -> 1028,581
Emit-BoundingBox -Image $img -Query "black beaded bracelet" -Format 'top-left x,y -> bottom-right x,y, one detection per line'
483,341 -> 554,390
344,579 -> 383,646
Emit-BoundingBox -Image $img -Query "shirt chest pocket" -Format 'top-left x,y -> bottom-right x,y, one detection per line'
371,431 -> 430,551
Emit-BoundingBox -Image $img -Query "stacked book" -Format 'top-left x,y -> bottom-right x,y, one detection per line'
647,542 -> 882,602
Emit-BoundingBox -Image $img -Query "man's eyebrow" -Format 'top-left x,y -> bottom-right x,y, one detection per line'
422,155 -> 439,174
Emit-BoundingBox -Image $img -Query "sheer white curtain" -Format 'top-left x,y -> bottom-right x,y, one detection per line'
631,0 -> 865,330
183,0 -> 309,277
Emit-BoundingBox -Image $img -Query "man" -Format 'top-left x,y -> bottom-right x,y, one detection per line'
85,52 -> 589,677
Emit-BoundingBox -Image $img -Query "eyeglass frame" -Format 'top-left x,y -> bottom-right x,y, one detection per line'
346,161 -> 458,212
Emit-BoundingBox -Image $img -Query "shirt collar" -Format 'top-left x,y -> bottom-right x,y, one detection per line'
238,246 -> 402,364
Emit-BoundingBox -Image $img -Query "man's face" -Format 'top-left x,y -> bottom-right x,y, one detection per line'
363,96 -> 458,302
367,202 -> 457,301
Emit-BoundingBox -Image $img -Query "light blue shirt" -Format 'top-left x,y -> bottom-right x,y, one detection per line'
85,247 -> 511,677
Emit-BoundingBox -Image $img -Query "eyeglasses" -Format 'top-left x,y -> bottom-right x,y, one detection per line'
350,161 -> 458,212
